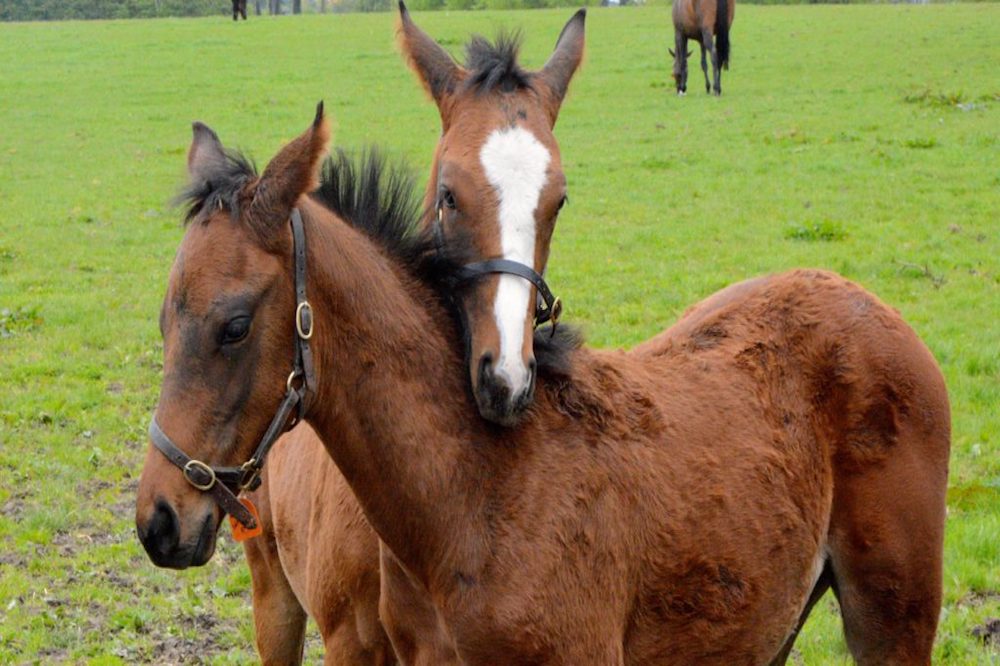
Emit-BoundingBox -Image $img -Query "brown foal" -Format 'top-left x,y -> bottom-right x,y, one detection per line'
241,7 -> 587,663
136,105 -> 949,664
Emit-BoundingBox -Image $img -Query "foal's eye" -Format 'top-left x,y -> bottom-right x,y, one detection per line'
557,195 -> 568,212
221,316 -> 251,345
441,189 -> 457,210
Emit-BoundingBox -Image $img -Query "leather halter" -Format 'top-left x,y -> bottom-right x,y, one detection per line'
148,209 -> 316,530
433,207 -> 562,331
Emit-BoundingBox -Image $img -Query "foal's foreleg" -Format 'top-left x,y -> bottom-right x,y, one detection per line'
244,534 -> 308,665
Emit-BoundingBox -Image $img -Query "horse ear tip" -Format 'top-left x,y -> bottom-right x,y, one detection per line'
398,0 -> 409,18
191,122 -> 218,142
314,101 -> 325,126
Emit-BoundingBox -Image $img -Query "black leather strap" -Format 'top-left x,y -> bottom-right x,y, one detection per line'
291,209 -> 316,417
149,419 -> 258,529
148,208 -> 316,530
433,203 -> 562,330
456,258 -> 562,327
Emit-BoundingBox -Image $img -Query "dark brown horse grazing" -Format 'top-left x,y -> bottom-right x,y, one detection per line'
240,8 -> 586,663
671,0 -> 733,95
136,106 -> 949,663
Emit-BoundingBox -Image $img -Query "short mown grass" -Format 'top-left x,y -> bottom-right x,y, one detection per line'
1,4 -> 998,663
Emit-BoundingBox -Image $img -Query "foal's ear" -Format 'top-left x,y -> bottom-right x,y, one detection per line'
397,1 -> 462,109
538,9 -> 586,124
251,102 -> 331,230
187,122 -> 227,183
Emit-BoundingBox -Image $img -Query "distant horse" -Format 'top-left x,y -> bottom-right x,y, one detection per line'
670,0 -> 734,95
249,6 -> 587,663
136,104 -> 949,663
232,0 -> 247,20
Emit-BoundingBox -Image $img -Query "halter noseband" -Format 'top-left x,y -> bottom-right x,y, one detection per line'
148,209 -> 316,530
433,207 -> 562,331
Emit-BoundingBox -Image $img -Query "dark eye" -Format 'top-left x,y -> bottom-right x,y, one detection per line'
221,316 -> 251,345
440,188 -> 457,210
557,195 -> 568,211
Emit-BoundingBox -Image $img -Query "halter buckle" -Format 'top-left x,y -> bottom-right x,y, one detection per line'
183,460 -> 216,491
550,297 -> 562,325
296,301 -> 314,340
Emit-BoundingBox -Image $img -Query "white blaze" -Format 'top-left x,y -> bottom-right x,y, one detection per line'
479,126 -> 551,395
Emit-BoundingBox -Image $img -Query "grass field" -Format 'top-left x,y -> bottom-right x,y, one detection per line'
0,4 -> 997,663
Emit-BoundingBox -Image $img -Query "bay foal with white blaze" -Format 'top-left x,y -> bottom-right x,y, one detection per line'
136,106 -> 949,664
400,1 -> 583,425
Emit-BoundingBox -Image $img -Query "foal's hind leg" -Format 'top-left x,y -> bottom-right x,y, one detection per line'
768,565 -> 833,665
824,419 -> 948,663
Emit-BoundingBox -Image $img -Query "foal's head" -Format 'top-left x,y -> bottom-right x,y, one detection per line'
135,109 -> 330,568
399,4 -> 585,426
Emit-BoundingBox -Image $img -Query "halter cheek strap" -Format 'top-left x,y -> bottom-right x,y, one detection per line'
148,208 -> 315,531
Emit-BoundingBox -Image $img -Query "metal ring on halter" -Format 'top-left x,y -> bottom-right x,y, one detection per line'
239,459 -> 261,491
183,460 -> 216,491
296,301 -> 314,339
286,370 -> 303,393
539,296 -> 562,327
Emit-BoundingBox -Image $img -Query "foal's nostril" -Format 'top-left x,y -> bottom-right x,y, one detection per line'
145,499 -> 180,558
478,352 -> 494,386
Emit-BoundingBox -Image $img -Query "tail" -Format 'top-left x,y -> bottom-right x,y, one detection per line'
715,0 -> 730,70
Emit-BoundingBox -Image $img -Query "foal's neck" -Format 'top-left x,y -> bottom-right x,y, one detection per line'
300,200 -> 488,581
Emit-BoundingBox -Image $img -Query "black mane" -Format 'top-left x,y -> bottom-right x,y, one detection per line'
313,149 -> 581,379
178,146 -> 580,376
463,31 -> 533,95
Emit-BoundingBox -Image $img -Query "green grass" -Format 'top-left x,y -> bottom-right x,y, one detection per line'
1,4 -> 998,663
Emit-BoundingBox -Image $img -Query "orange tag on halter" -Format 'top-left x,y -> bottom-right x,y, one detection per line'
229,498 -> 262,542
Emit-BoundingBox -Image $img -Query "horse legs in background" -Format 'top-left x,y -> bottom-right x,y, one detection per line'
671,30 -> 689,95
700,29 -> 720,95
699,41 -> 711,95
243,531 -> 309,665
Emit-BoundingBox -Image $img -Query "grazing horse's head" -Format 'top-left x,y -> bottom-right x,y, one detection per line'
399,4 -> 585,426
135,109 -> 330,569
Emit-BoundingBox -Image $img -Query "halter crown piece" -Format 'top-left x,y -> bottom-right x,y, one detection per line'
148,209 -> 316,530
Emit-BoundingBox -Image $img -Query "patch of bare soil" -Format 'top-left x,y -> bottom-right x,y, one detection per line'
1,490 -> 29,522
972,617 -> 1000,647
958,590 -> 1000,608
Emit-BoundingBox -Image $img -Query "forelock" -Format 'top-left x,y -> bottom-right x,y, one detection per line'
177,150 -> 257,224
463,31 -> 533,95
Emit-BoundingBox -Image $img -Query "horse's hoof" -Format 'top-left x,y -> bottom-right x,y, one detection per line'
678,91 -> 686,97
